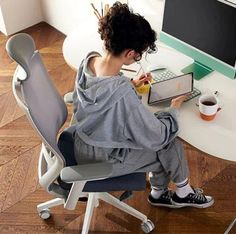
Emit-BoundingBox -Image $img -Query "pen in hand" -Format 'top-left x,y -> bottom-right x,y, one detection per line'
147,80 -> 152,87
139,62 -> 152,87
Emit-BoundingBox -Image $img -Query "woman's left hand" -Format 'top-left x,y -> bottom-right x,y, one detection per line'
131,73 -> 152,87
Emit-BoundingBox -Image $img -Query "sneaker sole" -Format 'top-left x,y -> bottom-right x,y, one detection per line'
171,198 -> 214,208
148,199 -> 182,208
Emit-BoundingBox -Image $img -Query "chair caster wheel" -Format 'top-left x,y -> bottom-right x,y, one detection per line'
39,209 -> 51,220
141,219 -> 155,233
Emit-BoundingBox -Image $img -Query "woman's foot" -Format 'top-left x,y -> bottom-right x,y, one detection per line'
148,188 -> 181,208
171,187 -> 214,208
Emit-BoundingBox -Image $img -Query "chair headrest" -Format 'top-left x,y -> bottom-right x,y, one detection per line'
6,33 -> 36,80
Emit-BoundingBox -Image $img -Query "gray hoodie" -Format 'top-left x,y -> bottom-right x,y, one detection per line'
73,52 -> 179,162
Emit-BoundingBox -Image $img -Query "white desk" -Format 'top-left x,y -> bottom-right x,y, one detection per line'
63,21 -> 236,162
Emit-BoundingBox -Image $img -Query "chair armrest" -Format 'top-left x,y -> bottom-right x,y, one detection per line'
60,162 -> 113,183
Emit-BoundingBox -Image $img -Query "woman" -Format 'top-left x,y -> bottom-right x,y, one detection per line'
72,2 -> 213,208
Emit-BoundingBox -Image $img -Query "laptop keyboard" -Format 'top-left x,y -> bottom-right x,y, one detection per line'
152,69 -> 201,102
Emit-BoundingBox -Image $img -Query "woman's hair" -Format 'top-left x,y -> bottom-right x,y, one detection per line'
98,2 -> 157,56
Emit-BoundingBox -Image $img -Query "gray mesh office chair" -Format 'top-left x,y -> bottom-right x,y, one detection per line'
6,33 -> 155,234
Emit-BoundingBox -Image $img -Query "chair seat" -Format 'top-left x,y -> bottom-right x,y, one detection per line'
83,172 -> 146,192
57,126 -> 146,192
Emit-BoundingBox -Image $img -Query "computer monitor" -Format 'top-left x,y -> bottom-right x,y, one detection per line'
160,0 -> 236,80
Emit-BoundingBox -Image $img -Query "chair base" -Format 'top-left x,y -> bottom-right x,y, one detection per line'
37,192 -> 155,234
224,217 -> 236,234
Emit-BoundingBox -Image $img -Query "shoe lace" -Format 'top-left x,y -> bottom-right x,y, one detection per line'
162,189 -> 173,200
191,188 -> 206,202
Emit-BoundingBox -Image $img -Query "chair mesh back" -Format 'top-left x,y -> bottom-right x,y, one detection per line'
20,52 -> 68,157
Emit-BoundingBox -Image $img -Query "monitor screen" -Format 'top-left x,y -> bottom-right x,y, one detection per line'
162,0 -> 236,67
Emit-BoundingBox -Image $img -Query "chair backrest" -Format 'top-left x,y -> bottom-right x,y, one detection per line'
6,33 -> 68,194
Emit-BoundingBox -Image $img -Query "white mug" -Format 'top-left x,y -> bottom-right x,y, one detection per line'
198,94 -> 221,121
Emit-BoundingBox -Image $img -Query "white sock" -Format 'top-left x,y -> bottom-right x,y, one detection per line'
175,179 -> 194,198
151,187 -> 165,199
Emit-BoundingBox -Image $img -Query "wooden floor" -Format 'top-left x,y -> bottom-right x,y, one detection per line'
0,22 -> 236,234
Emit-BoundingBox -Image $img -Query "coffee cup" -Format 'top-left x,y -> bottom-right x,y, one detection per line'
198,94 -> 221,121
135,79 -> 154,94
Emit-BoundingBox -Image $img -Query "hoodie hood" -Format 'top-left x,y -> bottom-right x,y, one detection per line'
73,52 -> 132,114
72,52 -> 142,150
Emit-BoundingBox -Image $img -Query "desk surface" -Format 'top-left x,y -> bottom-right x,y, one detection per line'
62,20 -> 236,162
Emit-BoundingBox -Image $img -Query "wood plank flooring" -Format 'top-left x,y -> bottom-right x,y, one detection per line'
0,22 -> 235,234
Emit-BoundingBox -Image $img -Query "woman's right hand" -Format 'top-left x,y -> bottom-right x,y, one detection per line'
131,73 -> 152,87
170,95 -> 187,109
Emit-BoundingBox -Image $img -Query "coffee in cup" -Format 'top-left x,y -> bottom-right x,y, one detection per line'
198,94 -> 220,121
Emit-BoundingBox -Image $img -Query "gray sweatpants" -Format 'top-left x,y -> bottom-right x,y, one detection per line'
74,134 -> 189,189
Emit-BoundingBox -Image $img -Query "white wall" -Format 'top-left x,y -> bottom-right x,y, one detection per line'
0,0 -> 164,36
0,5 -> 7,35
40,0 -> 163,36
40,0 -> 129,35
129,0 -> 164,33
40,0 -> 95,35
0,0 -> 43,35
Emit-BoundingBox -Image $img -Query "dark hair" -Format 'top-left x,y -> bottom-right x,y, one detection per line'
98,2 -> 157,56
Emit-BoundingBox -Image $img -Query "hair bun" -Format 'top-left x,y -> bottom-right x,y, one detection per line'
109,2 -> 130,17
98,1 -> 156,56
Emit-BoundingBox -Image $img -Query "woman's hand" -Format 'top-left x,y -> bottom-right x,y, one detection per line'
131,73 -> 152,87
170,95 -> 187,109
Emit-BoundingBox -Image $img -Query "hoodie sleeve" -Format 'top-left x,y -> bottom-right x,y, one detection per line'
124,103 -> 179,152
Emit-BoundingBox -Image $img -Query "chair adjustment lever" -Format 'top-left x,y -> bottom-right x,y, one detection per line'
119,190 -> 133,201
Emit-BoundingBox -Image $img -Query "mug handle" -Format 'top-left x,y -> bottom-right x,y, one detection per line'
214,91 -> 223,112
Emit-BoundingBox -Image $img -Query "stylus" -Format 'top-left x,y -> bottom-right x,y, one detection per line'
148,80 -> 153,87
139,63 -> 147,77
139,63 -> 152,87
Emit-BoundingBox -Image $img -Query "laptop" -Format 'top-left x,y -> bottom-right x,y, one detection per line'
147,73 -> 193,105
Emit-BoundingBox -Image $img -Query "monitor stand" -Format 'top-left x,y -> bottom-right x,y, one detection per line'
181,60 -> 213,80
